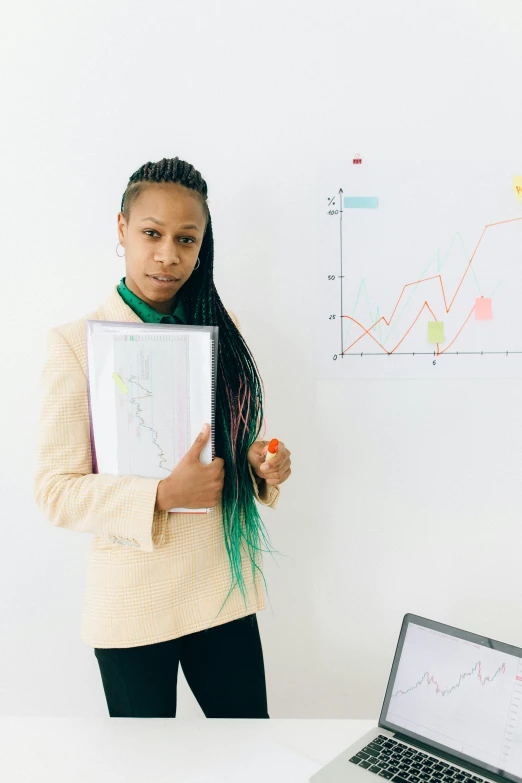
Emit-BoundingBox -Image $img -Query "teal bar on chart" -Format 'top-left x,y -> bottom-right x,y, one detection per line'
344,196 -> 379,208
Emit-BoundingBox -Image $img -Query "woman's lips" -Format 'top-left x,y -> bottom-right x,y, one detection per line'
148,275 -> 180,289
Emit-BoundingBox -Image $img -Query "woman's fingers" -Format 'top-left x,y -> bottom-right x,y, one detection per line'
260,454 -> 290,476
265,466 -> 291,486
256,441 -> 292,485
261,452 -> 291,481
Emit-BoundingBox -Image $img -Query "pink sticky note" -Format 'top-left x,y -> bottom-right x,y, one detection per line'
475,297 -> 492,320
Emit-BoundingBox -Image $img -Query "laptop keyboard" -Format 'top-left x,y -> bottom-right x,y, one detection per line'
349,734 -> 487,783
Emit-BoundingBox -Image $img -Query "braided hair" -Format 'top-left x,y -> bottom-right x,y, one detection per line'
120,157 -> 279,616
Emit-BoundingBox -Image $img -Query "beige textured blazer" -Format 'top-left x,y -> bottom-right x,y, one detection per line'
33,285 -> 280,648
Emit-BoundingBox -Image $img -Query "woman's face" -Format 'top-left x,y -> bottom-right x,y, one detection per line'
117,182 -> 207,314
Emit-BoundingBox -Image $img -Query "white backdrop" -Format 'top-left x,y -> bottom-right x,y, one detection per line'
2,0 -> 522,718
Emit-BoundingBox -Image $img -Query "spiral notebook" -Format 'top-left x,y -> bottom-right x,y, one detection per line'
86,319 -> 219,513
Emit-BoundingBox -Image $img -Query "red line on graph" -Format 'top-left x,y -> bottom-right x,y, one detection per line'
394,661 -> 506,698
342,216 -> 522,356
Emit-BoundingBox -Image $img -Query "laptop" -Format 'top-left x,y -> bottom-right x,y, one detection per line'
310,613 -> 522,783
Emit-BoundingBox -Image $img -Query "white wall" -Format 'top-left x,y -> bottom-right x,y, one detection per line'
2,0 -> 522,718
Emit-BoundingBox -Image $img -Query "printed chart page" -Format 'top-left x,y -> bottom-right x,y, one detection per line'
87,323 -> 214,512
318,160 -> 522,378
113,333 -> 192,479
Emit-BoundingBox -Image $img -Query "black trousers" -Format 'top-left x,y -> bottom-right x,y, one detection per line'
94,614 -> 269,718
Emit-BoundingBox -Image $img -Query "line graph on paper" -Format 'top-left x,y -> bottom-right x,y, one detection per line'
113,335 -> 190,478
319,160 -> 522,378
386,623 -> 522,768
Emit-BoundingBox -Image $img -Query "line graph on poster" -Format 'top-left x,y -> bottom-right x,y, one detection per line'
318,160 -> 522,378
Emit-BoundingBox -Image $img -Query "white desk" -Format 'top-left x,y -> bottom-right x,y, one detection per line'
0,717 -> 376,782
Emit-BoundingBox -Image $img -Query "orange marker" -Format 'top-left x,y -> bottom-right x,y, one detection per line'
265,438 -> 279,462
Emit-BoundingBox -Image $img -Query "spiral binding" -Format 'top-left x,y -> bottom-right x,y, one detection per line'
210,337 -> 217,460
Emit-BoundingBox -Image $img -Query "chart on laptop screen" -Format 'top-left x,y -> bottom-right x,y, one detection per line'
386,623 -> 522,774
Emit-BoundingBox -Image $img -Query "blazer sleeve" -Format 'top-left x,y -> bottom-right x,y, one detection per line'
33,327 -> 168,552
227,309 -> 280,510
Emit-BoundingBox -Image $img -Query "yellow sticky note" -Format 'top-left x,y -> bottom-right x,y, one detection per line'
428,321 -> 445,344
112,372 -> 128,394
514,176 -> 522,201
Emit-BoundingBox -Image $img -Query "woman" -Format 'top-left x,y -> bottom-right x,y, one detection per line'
34,156 -> 292,718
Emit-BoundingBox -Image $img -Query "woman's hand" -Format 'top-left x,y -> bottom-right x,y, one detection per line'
247,440 -> 292,486
156,424 -> 224,511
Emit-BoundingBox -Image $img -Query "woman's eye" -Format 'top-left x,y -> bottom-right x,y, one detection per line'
143,230 -> 193,243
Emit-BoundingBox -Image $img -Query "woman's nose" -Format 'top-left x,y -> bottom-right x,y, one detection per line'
155,244 -> 182,264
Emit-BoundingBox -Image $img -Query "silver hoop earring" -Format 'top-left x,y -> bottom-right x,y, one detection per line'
194,257 -> 201,270
116,242 -> 125,257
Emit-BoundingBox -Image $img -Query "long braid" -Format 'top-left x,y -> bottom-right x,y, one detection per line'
120,157 -> 280,616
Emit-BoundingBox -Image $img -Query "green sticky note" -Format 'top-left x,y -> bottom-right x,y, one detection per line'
428,321 -> 445,344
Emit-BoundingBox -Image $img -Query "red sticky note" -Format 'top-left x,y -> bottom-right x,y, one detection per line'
475,297 -> 492,320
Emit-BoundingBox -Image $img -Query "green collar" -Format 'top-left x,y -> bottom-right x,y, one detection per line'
117,277 -> 187,324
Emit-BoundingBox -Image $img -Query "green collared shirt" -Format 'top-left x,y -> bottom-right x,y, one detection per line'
117,277 -> 187,324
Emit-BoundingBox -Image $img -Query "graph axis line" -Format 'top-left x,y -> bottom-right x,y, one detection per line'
340,215 -> 522,357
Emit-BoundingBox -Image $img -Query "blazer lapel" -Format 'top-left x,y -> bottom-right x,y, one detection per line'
96,284 -> 144,324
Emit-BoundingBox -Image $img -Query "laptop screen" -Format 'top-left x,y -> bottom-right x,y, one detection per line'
379,615 -> 522,782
